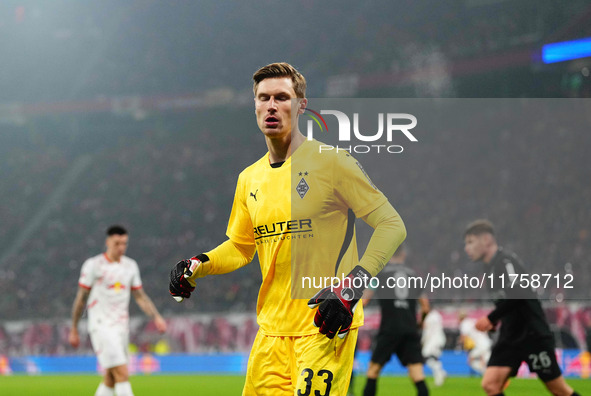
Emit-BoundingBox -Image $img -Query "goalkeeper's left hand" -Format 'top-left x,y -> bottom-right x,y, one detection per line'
307,266 -> 371,339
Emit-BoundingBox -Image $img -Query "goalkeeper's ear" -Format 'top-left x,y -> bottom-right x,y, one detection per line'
297,98 -> 308,115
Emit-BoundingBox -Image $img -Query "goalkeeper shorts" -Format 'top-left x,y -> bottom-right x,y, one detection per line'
243,329 -> 358,396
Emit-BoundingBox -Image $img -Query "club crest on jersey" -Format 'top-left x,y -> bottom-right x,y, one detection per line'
296,178 -> 309,199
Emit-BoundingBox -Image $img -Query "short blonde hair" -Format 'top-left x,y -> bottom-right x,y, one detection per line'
252,62 -> 306,98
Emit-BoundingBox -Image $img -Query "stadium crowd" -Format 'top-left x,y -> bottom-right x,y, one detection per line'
1,0 -> 590,357
0,101 -> 589,317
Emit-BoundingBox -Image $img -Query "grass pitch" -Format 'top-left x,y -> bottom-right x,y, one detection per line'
1,374 -> 590,395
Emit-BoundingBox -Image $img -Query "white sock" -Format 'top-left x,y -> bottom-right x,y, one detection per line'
426,358 -> 445,377
95,382 -> 114,396
114,381 -> 134,396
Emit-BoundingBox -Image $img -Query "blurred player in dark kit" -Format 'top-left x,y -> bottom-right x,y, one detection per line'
362,244 -> 430,396
464,219 -> 580,396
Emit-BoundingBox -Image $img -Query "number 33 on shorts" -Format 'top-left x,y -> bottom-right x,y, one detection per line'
297,368 -> 334,396
243,330 -> 357,395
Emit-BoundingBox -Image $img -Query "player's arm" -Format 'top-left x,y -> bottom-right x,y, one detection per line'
69,286 -> 90,348
418,296 -> 430,327
486,299 -> 522,324
200,239 -> 256,277
475,299 -> 523,331
332,152 -> 407,277
308,201 -> 406,339
308,152 -> 406,339
169,239 -> 255,301
479,259 -> 528,330
132,288 -> 167,333
170,171 -> 256,302
358,200 -> 407,276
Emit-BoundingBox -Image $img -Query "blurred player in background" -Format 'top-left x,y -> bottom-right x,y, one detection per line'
458,310 -> 492,375
421,308 -> 447,386
464,219 -> 580,396
362,244 -> 430,396
169,62 -> 406,395
69,225 -> 167,396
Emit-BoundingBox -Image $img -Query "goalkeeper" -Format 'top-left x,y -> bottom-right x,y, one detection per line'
169,62 -> 406,396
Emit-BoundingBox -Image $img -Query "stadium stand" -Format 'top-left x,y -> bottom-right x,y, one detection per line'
2,0 -> 591,102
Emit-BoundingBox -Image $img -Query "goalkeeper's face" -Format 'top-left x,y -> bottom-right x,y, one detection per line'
254,77 -> 304,140
106,234 -> 128,262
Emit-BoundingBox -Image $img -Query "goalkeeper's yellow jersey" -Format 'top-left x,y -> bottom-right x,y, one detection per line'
220,139 -> 388,336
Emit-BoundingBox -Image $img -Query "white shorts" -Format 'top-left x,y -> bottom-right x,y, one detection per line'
89,327 -> 129,369
422,340 -> 444,358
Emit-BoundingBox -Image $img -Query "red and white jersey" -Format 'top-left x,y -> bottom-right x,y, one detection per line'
78,253 -> 142,331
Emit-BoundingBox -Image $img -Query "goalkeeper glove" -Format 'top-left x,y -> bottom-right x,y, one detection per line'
307,266 -> 371,339
169,254 -> 209,302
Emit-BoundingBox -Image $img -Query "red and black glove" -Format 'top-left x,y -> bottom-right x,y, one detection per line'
307,266 -> 371,339
169,254 -> 208,302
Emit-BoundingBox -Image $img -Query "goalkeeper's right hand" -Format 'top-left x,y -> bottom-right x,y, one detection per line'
169,254 -> 208,302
